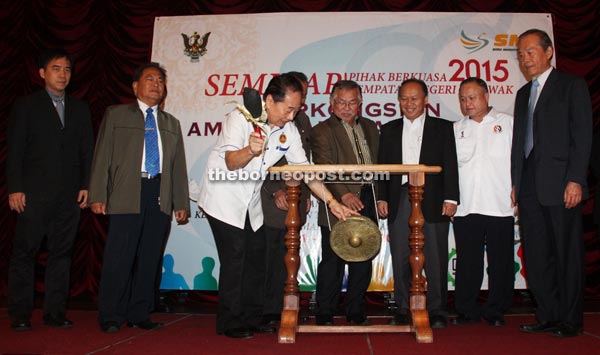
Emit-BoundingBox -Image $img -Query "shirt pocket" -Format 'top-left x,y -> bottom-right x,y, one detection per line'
456,130 -> 476,165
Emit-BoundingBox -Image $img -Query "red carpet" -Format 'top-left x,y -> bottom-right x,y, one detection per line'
1,309 -> 600,355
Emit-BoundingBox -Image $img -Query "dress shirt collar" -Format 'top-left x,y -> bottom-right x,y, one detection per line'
137,99 -> 159,117
403,111 -> 426,126
46,89 -> 64,103
533,66 -> 553,90
335,114 -> 360,127
482,107 -> 500,123
468,107 -> 496,123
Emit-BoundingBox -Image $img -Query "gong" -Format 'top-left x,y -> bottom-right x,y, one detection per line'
330,216 -> 381,262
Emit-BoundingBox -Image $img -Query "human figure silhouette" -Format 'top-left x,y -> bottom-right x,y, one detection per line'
160,254 -> 189,290
193,257 -> 218,290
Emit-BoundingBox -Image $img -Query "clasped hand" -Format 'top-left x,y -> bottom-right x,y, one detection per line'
248,132 -> 264,156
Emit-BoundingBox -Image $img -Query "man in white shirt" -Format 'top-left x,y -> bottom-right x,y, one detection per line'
377,79 -> 459,329
260,71 -> 312,326
198,74 -> 356,339
452,77 -> 514,327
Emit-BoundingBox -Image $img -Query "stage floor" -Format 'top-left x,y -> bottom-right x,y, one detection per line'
2,292 -> 600,354
1,309 -> 600,355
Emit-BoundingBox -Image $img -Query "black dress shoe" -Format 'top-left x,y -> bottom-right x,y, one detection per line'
451,314 -> 480,326
520,321 -> 557,333
249,324 -> 277,334
388,313 -> 411,326
127,319 -> 163,330
315,314 -> 333,326
223,327 -> 254,339
430,315 -> 447,329
43,316 -> 73,328
483,316 -> 505,327
552,323 -> 582,338
100,321 -> 120,333
11,320 -> 32,332
261,313 -> 281,325
347,315 -> 370,326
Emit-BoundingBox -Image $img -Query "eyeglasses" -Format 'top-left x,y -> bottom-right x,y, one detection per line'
334,100 -> 360,108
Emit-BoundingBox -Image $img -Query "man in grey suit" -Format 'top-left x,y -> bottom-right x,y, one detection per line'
6,48 -> 94,331
88,62 -> 190,333
260,71 -> 312,325
311,80 -> 379,326
511,29 -> 592,338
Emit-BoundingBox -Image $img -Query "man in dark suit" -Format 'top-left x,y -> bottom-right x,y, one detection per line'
311,80 -> 379,326
377,79 -> 459,329
88,62 -> 190,333
260,71 -> 312,325
590,130 -> 600,241
511,29 -> 592,338
6,48 -> 94,331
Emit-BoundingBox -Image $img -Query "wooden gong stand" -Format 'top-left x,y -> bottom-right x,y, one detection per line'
267,164 -> 441,344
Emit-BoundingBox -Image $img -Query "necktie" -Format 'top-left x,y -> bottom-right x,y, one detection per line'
351,128 -> 366,165
144,108 -> 160,177
524,79 -> 539,158
55,99 -> 65,128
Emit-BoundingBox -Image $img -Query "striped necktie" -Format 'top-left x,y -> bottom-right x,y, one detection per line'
144,108 -> 160,177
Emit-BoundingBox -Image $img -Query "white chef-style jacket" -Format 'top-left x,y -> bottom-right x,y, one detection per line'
454,108 -> 514,217
198,109 -> 309,231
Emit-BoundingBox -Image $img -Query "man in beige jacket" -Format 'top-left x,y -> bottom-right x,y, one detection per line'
88,62 -> 189,333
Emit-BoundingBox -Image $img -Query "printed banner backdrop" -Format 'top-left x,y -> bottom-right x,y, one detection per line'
151,12 -> 554,291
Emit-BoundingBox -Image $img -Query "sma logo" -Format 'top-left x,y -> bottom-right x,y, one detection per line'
493,34 -> 519,51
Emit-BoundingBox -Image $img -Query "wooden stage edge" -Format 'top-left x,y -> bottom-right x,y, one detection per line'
298,325 -> 413,333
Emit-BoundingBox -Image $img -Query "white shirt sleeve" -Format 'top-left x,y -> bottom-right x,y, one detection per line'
218,110 -> 251,158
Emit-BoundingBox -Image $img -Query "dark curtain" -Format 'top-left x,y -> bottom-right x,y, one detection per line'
1,0 -> 599,299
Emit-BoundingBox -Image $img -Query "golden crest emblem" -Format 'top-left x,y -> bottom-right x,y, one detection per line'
181,31 -> 211,63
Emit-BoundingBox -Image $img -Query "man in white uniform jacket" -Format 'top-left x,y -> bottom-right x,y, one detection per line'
197,73 -> 356,339
452,77 -> 515,328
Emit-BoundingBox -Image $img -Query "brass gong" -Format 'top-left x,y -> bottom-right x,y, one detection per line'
330,216 -> 382,262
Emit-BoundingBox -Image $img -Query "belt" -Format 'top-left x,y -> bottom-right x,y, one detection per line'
141,172 -> 161,180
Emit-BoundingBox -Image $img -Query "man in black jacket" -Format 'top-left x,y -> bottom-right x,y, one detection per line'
377,79 -> 459,329
6,48 -> 94,331
511,29 -> 592,338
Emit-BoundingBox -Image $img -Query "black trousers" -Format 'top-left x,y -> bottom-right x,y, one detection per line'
8,196 -> 80,321
453,214 -> 514,320
207,213 -> 265,333
98,178 -> 169,324
316,185 -> 375,318
518,156 -> 584,326
262,226 -> 288,318
388,185 -> 449,316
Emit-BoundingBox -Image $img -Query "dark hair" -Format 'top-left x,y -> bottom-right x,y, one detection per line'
38,48 -> 72,69
459,77 -> 488,93
133,62 -> 167,82
263,73 -> 303,102
519,29 -> 554,52
398,78 -> 428,97
330,80 -> 362,101
287,71 -> 308,84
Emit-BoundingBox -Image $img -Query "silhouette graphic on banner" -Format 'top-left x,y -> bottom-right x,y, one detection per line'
160,254 -> 190,290
193,257 -> 218,290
